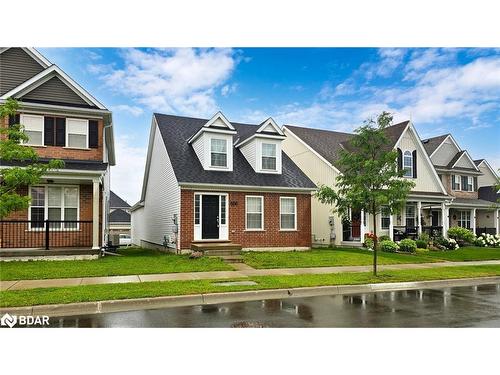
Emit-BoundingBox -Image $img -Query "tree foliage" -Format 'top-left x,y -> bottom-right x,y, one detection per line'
316,112 -> 415,275
0,98 -> 64,218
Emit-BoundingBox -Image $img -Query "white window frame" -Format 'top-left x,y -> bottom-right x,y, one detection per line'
65,118 -> 89,149
20,114 -> 44,146
467,176 -> 474,192
210,138 -> 228,168
403,150 -> 413,178
280,196 -> 297,231
261,143 -> 277,171
453,175 -> 461,191
405,204 -> 416,228
28,185 -> 80,231
380,206 -> 390,230
245,195 -> 264,231
458,210 -> 471,229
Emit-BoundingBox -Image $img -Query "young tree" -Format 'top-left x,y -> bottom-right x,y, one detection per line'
0,98 -> 64,218
316,112 -> 415,275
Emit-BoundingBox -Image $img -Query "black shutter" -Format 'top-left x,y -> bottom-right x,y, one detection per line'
451,175 -> 456,190
397,148 -> 402,172
44,117 -> 55,146
461,176 -> 468,191
8,114 -> 20,127
412,150 -> 417,178
89,120 -> 98,148
55,118 -> 66,147
473,177 -> 478,192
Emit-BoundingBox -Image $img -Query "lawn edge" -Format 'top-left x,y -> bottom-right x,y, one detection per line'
2,276 -> 499,318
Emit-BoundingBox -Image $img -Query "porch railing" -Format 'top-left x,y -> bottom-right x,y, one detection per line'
393,226 -> 419,241
0,220 -> 93,249
475,227 -> 497,236
421,226 -> 443,238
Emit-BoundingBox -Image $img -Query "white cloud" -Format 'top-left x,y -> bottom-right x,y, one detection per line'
363,48 -> 407,80
110,135 -> 148,204
111,104 -> 144,117
98,48 -> 239,116
221,83 -> 237,97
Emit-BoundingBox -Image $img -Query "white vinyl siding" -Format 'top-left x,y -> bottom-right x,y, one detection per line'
246,196 -> 264,230
21,114 -> 43,146
280,197 -> 297,230
66,118 -> 88,148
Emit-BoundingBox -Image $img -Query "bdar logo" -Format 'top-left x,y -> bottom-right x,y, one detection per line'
1,313 -> 17,328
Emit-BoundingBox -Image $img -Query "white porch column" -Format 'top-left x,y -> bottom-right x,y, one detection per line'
417,201 -> 422,236
471,208 -> 476,236
496,210 -> 499,235
92,178 -> 100,249
441,202 -> 448,238
389,213 -> 394,241
360,210 -> 365,240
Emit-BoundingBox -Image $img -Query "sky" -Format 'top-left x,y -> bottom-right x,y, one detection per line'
39,48 -> 500,204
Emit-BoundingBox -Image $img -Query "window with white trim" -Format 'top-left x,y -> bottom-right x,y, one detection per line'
463,176 -> 473,192
66,118 -> 88,148
261,143 -> 277,170
194,194 -> 200,225
280,197 -> 297,230
21,114 -> 44,146
452,175 -> 461,191
458,210 -> 471,229
405,204 -> 416,227
381,206 -> 390,229
220,195 -> 227,225
210,138 -> 228,167
29,186 -> 79,229
403,151 -> 413,177
246,196 -> 263,230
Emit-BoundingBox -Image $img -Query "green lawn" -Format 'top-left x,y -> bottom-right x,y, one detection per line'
1,264 -> 499,308
0,247 -> 233,281
419,247 -> 500,262
243,247 -> 441,269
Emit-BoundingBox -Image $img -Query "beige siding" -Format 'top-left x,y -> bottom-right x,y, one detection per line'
282,129 -> 342,245
431,138 -> 459,166
398,128 -> 444,193
477,162 -> 498,187
476,210 -> 496,229
454,154 -> 476,169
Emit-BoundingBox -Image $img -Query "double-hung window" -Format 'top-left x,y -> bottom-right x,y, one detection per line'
261,143 -> 277,171
29,186 -> 79,229
403,151 -> 413,177
381,206 -> 390,229
246,196 -> 263,230
21,114 -> 44,146
405,204 -> 416,228
452,175 -> 461,191
210,138 -> 227,168
66,118 -> 89,148
458,210 -> 471,229
463,176 -> 473,192
280,197 -> 297,230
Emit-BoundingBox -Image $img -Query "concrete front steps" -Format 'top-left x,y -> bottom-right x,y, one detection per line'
190,242 -> 243,263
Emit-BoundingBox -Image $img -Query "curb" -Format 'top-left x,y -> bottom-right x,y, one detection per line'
2,276 -> 499,318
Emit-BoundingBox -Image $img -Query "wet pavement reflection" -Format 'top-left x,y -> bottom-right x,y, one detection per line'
48,283 -> 500,328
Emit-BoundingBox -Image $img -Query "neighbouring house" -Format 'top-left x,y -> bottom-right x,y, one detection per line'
109,191 -> 131,238
131,112 -> 315,253
282,121 -> 499,247
0,48 -> 115,254
422,134 -> 499,236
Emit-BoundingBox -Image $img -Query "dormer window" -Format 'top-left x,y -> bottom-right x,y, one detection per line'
262,143 -> 277,171
403,151 -> 413,177
210,138 -> 228,168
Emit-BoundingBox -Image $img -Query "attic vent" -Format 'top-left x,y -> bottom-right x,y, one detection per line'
422,139 -> 429,144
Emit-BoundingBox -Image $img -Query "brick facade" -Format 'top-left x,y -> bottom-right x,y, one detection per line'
180,189 -> 311,250
441,174 -> 479,199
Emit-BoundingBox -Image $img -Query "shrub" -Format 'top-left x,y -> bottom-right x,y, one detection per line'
415,239 -> 428,249
398,239 -> 417,253
447,226 -> 475,244
364,232 -> 377,241
378,235 -> 391,242
418,232 -> 430,243
380,240 -> 398,253
364,237 -> 374,250
475,233 -> 500,248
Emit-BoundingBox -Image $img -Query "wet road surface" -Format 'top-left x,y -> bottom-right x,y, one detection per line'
48,283 -> 500,328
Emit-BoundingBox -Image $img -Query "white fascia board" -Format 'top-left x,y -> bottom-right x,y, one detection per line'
283,126 -> 341,174
188,126 -> 237,144
234,133 -> 286,148
1,65 -> 107,110
451,150 -> 480,171
0,99 -> 111,116
204,111 -> 235,130
178,182 -> 314,193
477,159 -> 499,179
429,134 -> 461,159
257,117 -> 284,135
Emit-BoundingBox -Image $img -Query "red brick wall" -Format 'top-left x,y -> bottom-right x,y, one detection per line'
1,115 -> 104,161
180,189 -> 311,249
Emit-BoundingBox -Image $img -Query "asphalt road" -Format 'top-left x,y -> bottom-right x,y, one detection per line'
47,282 -> 500,328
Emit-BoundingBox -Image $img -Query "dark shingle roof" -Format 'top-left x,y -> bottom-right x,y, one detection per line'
109,209 -> 131,223
421,134 -> 449,156
474,159 -> 485,166
153,113 -> 316,189
478,186 -> 500,203
0,158 -> 108,171
446,150 -> 466,169
285,121 -> 409,169
110,191 -> 130,208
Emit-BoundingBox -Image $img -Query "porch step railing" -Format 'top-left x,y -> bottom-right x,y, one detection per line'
0,220 -> 92,249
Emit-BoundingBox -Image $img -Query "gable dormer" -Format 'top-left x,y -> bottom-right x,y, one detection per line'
236,117 -> 286,174
428,134 -> 461,167
188,112 -> 237,171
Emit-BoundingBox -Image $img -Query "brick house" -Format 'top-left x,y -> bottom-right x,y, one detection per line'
131,112 -> 315,252
0,48 -> 115,253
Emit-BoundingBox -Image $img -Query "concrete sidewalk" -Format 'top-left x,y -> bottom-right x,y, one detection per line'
2,259 -> 500,292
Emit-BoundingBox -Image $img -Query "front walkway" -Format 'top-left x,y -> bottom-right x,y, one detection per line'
2,260 -> 500,292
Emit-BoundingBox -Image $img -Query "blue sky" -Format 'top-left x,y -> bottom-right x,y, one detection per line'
39,48 -> 500,204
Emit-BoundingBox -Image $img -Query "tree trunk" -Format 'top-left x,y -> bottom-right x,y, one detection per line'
372,208 -> 378,276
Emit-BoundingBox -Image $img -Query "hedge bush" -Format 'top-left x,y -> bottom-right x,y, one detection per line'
415,239 -> 428,249
447,226 -> 475,244
380,240 -> 398,253
398,239 -> 417,253
378,235 -> 391,242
